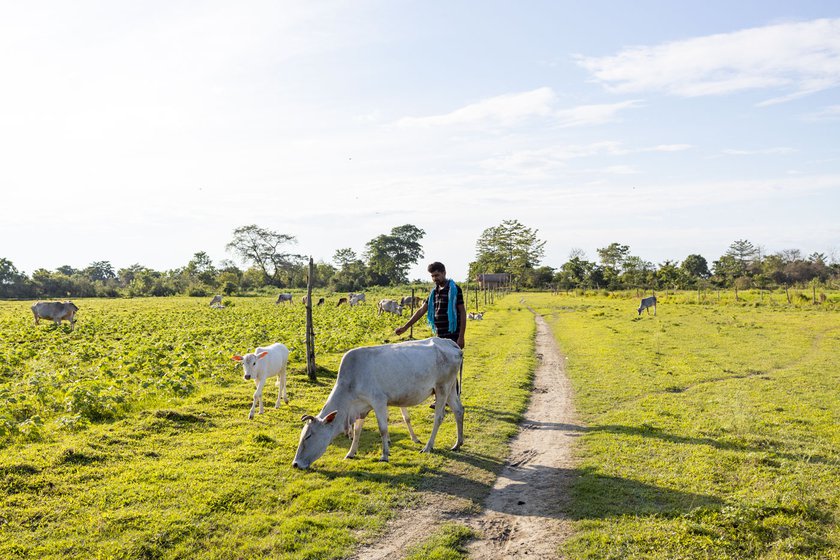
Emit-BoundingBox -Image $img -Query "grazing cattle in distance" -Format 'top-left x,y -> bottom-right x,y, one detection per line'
468,312 -> 483,320
348,293 -> 366,306
292,338 -> 464,469
400,295 -> 422,308
275,293 -> 293,305
302,295 -> 325,306
638,296 -> 657,316
209,295 -> 223,307
31,301 -> 79,330
232,343 -> 290,420
336,297 -> 348,307
377,299 -> 403,316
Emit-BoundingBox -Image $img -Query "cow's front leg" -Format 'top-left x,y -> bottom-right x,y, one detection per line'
345,418 -> 365,459
249,379 -> 266,419
373,403 -> 390,462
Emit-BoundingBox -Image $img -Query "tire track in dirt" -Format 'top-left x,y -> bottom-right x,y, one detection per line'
352,312 -> 579,559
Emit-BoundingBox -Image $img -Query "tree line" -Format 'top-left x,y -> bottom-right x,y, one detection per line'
1,221 -> 837,299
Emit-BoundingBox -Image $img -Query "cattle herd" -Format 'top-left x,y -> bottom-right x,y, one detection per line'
25,292 -> 657,468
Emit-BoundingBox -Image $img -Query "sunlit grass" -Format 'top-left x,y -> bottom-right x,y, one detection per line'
519,291 -> 840,559
0,295 -> 535,559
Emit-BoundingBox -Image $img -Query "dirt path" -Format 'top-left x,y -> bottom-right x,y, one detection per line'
464,313 -> 578,558
353,313 -> 578,559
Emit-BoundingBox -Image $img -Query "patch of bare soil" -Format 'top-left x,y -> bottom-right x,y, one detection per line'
352,313 -> 579,559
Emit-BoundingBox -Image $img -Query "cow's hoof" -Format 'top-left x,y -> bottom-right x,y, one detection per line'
451,443 -> 463,451
344,452 -> 356,459
379,456 -> 389,463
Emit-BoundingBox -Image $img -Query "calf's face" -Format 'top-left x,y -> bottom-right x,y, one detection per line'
231,351 -> 269,380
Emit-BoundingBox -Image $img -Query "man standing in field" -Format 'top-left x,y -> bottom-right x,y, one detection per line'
396,261 -> 466,349
396,262 -> 466,407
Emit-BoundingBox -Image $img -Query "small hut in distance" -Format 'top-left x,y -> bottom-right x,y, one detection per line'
475,273 -> 512,290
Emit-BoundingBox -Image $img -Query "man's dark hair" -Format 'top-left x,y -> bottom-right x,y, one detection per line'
427,262 -> 446,274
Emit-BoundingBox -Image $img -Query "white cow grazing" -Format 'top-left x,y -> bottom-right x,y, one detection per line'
232,343 -> 290,420
293,337 -> 464,469
638,296 -> 657,316
348,293 -> 365,306
400,295 -> 422,308
275,293 -> 293,305
377,299 -> 403,316
31,301 -> 79,330
468,312 -> 484,320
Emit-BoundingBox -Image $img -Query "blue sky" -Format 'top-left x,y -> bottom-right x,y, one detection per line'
2,1 -> 839,281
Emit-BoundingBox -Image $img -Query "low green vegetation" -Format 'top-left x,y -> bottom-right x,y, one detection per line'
520,291 -> 840,559
0,296 -> 535,559
4,292 -> 837,559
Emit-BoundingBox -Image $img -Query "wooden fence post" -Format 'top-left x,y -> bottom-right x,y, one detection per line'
305,257 -> 316,381
409,287 -> 416,339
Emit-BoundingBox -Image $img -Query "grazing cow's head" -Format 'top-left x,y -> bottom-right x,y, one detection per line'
231,351 -> 269,380
292,411 -> 339,469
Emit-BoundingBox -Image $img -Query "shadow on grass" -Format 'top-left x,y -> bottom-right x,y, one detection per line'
566,465 -> 721,520
317,457 -> 724,521
589,424 -> 836,466
468,405 -> 525,424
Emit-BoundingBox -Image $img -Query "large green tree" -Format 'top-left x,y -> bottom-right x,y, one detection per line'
185,251 -> 217,286
725,239 -> 757,276
364,224 -> 425,285
470,219 -> 546,285
681,254 -> 711,280
226,225 -> 303,287
0,258 -> 30,298
84,261 -> 116,282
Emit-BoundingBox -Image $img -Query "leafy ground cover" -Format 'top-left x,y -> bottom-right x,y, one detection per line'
522,291 -> 840,559
0,295 -> 535,559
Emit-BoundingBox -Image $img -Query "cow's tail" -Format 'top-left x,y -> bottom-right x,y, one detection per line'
457,357 -> 463,397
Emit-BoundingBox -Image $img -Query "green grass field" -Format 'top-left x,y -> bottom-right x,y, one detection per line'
522,291 -> 840,559
2,292 -> 838,559
0,296 -> 534,559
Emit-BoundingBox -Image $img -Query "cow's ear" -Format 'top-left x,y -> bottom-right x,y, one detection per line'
257,351 -> 269,360
232,355 -> 243,362
323,410 -> 339,424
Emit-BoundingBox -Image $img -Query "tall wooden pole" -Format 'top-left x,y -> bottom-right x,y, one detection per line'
409,287 -> 416,339
305,257 -> 316,380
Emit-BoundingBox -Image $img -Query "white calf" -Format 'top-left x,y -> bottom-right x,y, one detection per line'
232,343 -> 290,419
378,299 -> 403,316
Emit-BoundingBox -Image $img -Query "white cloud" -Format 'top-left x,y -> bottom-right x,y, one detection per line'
575,18 -> 840,104
396,87 -> 557,128
479,141 -> 691,176
722,147 -> 797,156
553,100 -> 643,127
802,104 -> 840,121
396,88 -> 641,129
